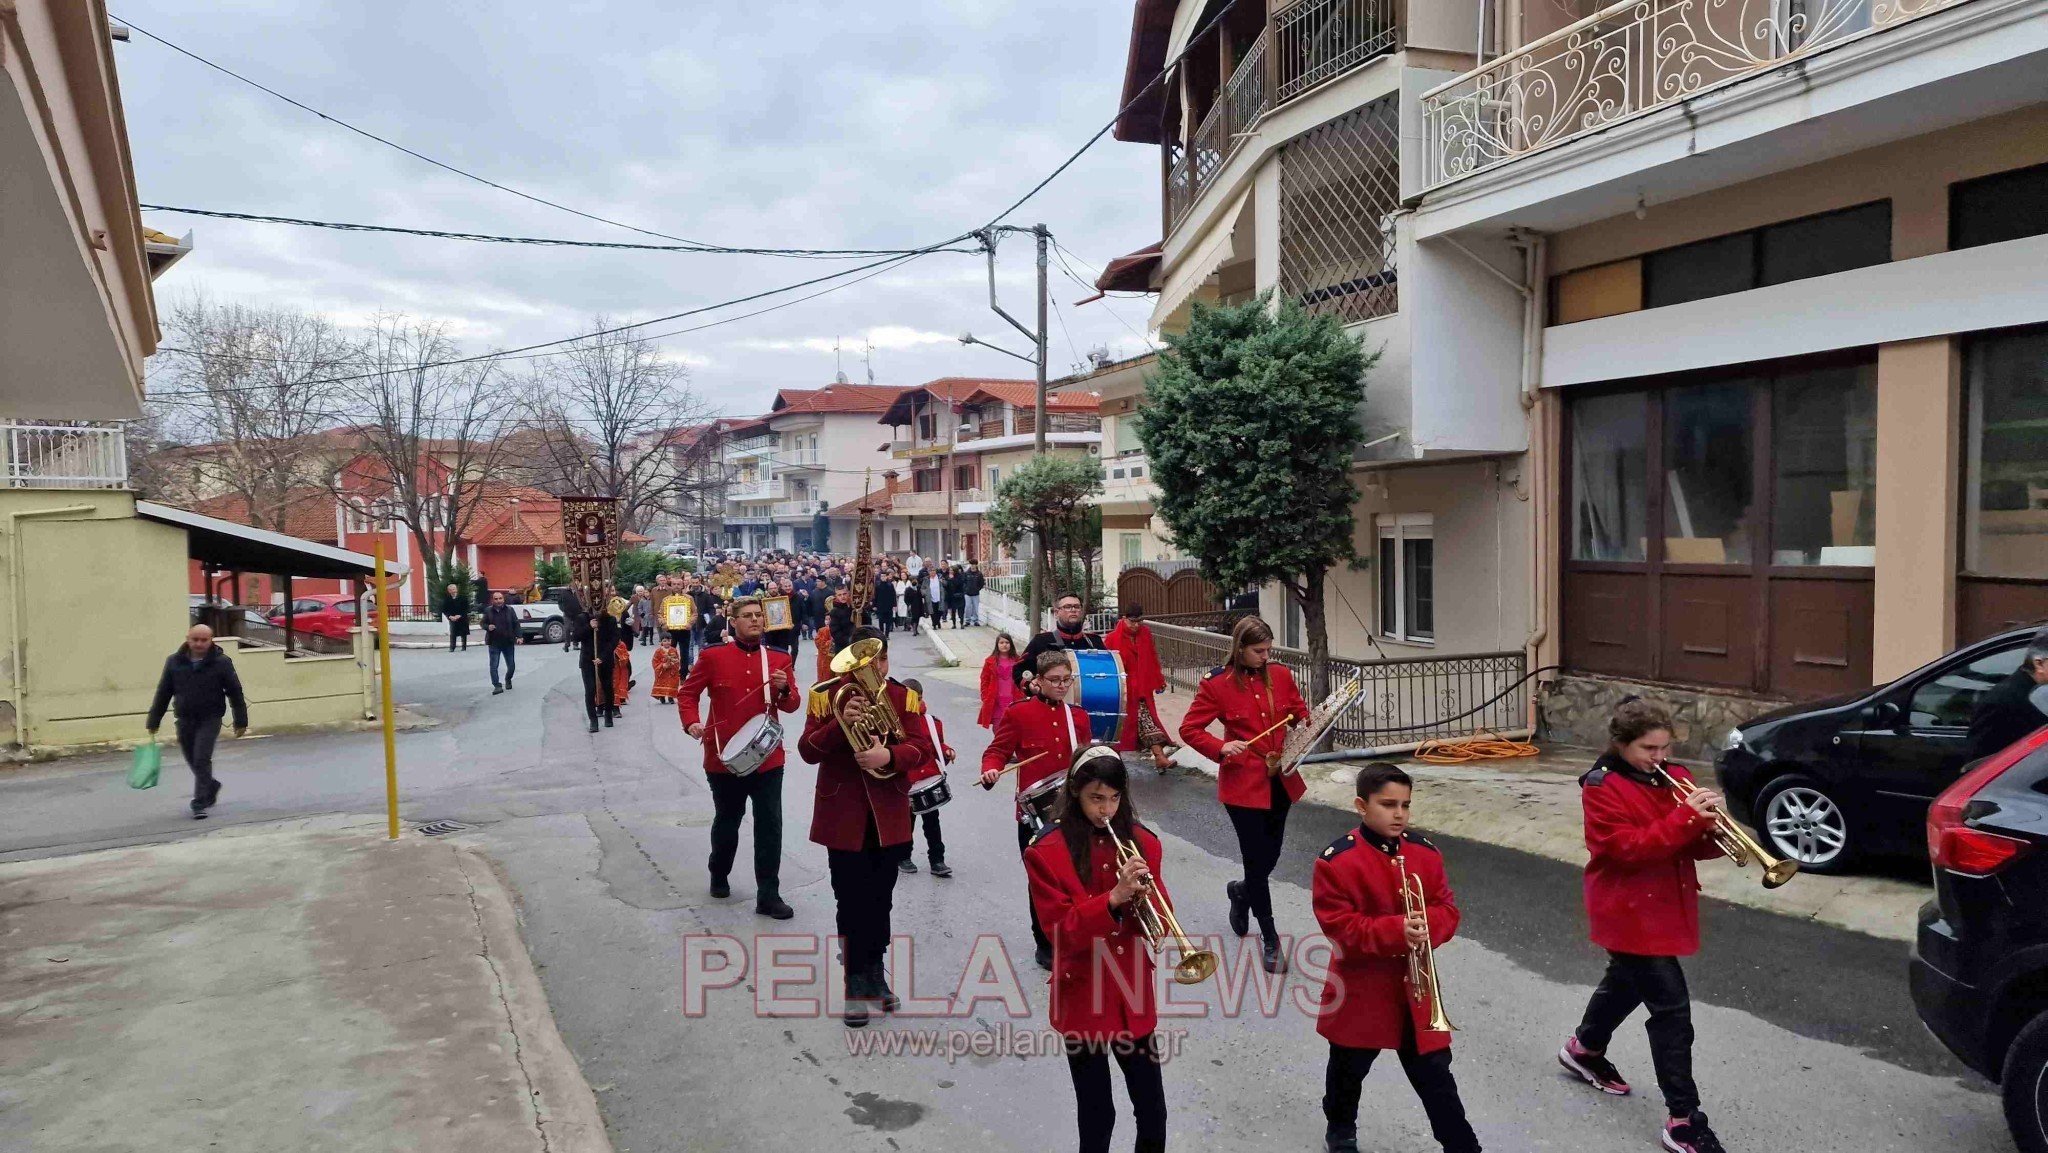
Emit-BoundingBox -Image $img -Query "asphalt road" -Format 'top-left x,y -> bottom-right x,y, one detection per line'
0,637 -> 2012,1153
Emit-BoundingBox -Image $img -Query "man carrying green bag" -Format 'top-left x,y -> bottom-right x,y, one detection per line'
145,624 -> 248,818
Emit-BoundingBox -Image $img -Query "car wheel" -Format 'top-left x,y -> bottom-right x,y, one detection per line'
2005,1012 -> 2048,1153
1756,773 -> 1856,873
543,620 -> 566,644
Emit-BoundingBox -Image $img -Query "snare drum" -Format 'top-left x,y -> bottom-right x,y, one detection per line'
909,773 -> 953,815
718,713 -> 783,777
1018,770 -> 1068,834
1072,649 -> 1128,745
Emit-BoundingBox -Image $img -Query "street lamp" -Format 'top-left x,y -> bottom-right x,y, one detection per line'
958,332 -> 1036,365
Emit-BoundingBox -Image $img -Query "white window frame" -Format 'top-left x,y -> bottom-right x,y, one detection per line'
1377,513 -> 1434,645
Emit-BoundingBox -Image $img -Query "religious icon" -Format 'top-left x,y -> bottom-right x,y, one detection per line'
580,513 -> 605,547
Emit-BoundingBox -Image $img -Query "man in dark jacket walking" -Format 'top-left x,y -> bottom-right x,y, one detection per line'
483,589 -> 521,694
961,563 -> 984,626
145,624 -> 248,818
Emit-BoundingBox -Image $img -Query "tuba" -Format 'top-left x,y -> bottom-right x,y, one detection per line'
828,637 -> 904,777
1396,852 -> 1455,1033
1102,821 -> 1218,985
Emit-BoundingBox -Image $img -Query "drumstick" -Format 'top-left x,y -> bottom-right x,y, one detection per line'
980,749 -> 1049,789
1242,715 -> 1293,752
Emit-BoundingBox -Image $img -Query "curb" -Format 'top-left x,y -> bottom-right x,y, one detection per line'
923,627 -> 959,667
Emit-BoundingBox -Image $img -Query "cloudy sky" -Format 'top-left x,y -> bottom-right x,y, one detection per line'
114,0 -> 1162,418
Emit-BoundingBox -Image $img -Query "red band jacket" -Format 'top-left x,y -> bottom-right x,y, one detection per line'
1024,821 -> 1167,1041
675,640 -> 800,774
982,695 -> 1092,821
798,677 -> 935,851
1178,665 -> 1311,809
1580,754 -> 1723,957
1310,826 -> 1461,1053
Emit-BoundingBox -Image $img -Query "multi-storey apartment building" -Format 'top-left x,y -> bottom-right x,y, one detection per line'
720,383 -> 905,552
1410,0 -> 2048,739
1098,0 -> 1533,659
1102,0 -> 2048,744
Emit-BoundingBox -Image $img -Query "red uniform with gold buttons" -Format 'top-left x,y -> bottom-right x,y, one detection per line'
1023,820 -> 1169,1041
675,638 -> 800,774
982,695 -> 1092,820
1178,664 -> 1312,809
1311,826 -> 1462,1052
798,677 -> 934,851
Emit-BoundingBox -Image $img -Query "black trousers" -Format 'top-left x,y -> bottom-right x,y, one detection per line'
911,808 -> 946,864
1225,778 -> 1293,938
709,769 -> 785,901
1324,1037 -> 1481,1152
448,621 -> 468,651
1065,1032 -> 1167,1153
581,659 -> 616,721
1576,952 -> 1699,1118
1016,822 -> 1051,954
175,713 -> 223,805
668,629 -> 692,673
827,817 -> 908,975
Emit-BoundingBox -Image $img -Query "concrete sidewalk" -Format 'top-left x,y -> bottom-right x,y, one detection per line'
0,818 -> 611,1153
930,624 -> 1926,942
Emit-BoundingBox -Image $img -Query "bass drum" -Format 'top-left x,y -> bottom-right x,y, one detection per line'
1072,649 -> 1128,745
718,714 -> 783,777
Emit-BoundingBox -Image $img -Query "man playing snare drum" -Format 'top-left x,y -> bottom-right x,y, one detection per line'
677,596 -> 801,920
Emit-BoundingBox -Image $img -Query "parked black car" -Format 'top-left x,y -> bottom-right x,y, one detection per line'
1908,724 -> 2048,1152
1716,624 -> 2040,873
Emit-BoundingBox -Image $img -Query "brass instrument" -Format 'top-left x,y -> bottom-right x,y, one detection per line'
828,637 -> 904,778
1654,763 -> 1799,888
1395,853 -> 1455,1033
1102,821 -> 1219,985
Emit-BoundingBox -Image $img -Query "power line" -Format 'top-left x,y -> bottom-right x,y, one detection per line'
137,205 -> 981,259
1051,240 -> 1158,351
113,13 -> 733,250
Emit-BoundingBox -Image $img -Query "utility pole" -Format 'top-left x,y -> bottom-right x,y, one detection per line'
960,223 -> 1054,626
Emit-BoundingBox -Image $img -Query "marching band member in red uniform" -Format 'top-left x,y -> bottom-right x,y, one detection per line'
1313,763 -> 1481,1153
1023,746 -> 1170,1153
676,597 -> 801,919
797,627 -> 937,1028
1102,604 -> 1176,771
898,676 -> 954,878
981,649 -> 1093,970
1557,699 -> 1729,1153
1178,615 -> 1310,973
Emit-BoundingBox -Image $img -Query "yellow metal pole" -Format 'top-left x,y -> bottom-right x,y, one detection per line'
375,538 -> 399,840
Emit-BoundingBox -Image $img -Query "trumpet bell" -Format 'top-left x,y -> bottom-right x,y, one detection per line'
1762,857 -> 1801,888
1172,949 -> 1219,986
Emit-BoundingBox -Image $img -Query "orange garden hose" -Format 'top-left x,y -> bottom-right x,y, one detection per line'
1411,733 -> 1542,764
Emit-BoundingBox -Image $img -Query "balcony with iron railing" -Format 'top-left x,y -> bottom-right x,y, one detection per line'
772,499 -> 824,519
726,434 -> 777,456
1011,411 -> 1101,436
1165,0 -> 1399,234
1420,0 -> 1985,189
3,423 -> 128,489
891,489 -> 986,515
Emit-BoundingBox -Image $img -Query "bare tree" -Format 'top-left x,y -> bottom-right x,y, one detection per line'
152,295 -> 359,529
521,319 -> 718,532
333,314 -> 519,590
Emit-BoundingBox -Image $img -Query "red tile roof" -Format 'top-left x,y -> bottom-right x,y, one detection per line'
825,475 -> 906,519
188,488 -> 338,543
467,487 -> 649,547
961,383 -> 1101,413
1095,243 -> 1162,293
879,377 -> 1036,425
771,383 -> 906,415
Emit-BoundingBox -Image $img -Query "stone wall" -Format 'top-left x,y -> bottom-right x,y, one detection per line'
1539,674 -> 1790,763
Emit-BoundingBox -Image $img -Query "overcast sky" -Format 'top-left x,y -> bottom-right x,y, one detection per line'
114,0 -> 1161,418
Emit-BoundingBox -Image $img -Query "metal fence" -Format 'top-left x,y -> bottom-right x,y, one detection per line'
1149,621 -> 1529,747
3,422 -> 127,489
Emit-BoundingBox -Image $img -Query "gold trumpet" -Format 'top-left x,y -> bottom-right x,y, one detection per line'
1654,761 -> 1802,888
1102,822 -> 1219,985
1395,853 -> 1454,1033
829,637 -> 905,778
1654,763 -> 1799,889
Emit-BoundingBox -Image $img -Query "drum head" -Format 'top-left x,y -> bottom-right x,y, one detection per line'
720,714 -> 770,759
1073,649 -> 1129,745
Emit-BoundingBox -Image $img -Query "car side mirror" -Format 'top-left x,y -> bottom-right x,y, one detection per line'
1870,701 -> 1903,729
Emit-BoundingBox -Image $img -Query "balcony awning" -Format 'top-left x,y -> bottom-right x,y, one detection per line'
136,501 -> 409,580
1152,190 -> 1251,332
1094,243 -> 1162,294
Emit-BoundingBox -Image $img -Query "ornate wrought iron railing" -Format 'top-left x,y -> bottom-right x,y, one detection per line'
1165,30 -> 1270,232
1275,0 -> 1400,103
1150,621 -> 1530,746
3,422 -> 127,489
1422,0 -> 1976,188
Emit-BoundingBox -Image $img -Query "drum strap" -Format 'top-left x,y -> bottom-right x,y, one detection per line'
1060,697 -> 1078,755
919,705 -> 942,760
758,645 -> 771,709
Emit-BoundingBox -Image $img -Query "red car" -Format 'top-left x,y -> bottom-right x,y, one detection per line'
269,594 -> 362,641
